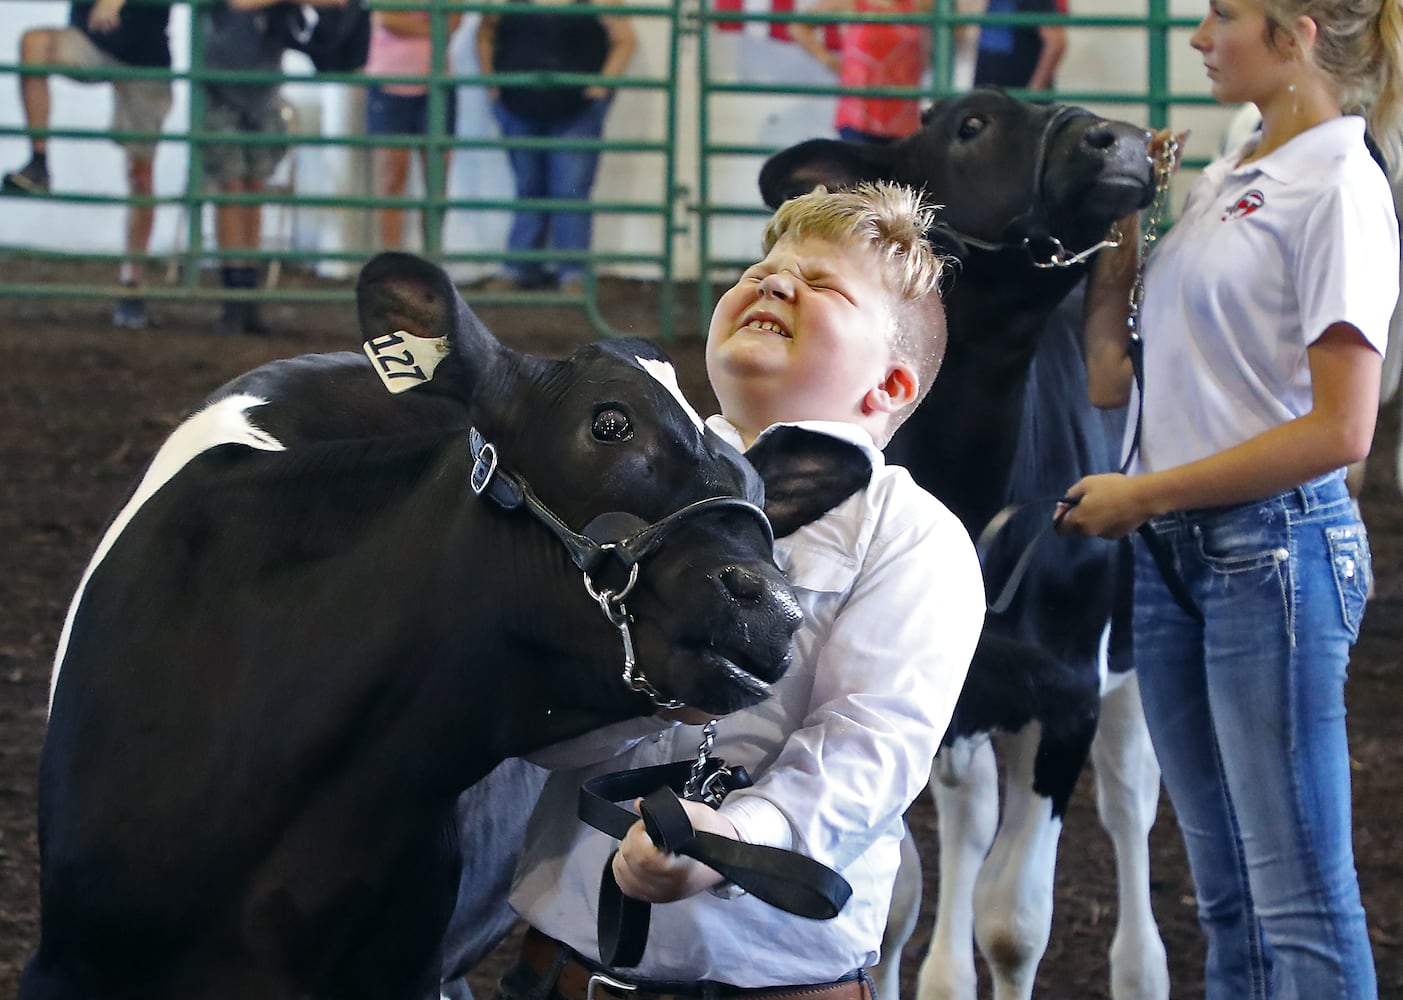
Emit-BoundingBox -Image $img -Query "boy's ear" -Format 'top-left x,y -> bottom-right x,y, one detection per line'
746,427 -> 873,538
863,364 -> 920,416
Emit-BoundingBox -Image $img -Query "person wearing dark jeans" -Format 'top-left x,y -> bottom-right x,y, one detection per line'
2,0 -> 173,329
199,0 -> 346,335
474,0 -> 636,293
972,0 -> 1067,93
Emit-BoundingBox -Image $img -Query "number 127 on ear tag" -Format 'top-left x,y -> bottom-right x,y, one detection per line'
364,330 -> 450,394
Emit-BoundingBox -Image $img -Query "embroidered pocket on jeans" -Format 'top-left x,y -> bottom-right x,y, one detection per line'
1326,524 -> 1372,640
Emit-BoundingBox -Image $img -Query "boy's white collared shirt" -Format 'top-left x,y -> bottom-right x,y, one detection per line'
512,417 -> 985,984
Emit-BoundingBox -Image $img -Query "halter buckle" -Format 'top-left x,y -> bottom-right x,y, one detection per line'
470,439 -> 498,496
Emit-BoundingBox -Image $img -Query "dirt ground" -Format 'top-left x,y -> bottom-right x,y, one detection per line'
1,261 -> 1399,999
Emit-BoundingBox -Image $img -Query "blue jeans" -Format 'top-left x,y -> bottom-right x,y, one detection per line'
492,97 -> 611,286
366,84 -> 457,137
1133,472 -> 1376,999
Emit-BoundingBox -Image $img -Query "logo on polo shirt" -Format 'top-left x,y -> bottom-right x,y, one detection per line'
1221,190 -> 1264,221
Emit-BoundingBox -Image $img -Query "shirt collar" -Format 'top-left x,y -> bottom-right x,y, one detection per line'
705,415 -> 886,471
1225,115 -> 1365,183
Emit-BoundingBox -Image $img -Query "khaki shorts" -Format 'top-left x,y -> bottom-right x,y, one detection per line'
201,91 -> 289,186
51,27 -> 172,159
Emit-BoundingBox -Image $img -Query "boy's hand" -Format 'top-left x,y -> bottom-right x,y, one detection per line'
610,797 -> 738,902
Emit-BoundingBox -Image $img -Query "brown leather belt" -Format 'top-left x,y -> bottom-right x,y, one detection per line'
521,928 -> 873,1000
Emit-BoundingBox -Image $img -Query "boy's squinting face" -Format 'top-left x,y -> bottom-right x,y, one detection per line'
706,234 -> 906,442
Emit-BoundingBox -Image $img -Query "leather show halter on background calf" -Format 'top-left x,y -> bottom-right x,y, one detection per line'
975,134 -> 1202,624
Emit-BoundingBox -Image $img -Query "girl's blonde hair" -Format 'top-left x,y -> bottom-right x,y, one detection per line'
761,181 -> 951,415
1263,0 -> 1403,169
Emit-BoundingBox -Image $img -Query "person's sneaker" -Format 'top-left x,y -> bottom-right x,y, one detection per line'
1,157 -> 50,196
112,290 -> 150,330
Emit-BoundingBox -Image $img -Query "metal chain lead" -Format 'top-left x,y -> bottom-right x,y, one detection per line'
683,719 -> 719,801
1128,135 -> 1180,334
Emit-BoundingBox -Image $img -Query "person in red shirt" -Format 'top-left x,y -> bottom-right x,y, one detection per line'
792,0 -> 933,145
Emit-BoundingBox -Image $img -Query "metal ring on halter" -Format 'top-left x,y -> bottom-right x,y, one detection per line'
584,561 -> 640,615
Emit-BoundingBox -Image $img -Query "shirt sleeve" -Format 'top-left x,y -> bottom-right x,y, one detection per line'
718,485 -> 985,870
1294,164 -> 1399,355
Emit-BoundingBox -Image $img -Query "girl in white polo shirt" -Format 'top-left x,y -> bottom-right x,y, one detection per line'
1059,0 -> 1402,996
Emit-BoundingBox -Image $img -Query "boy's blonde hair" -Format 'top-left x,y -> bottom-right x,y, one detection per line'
762,181 -> 950,434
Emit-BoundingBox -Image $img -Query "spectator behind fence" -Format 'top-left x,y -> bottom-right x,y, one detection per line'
791,0 -> 933,146
475,0 -> 637,294
2,0 -> 174,329
364,4 -> 463,252
972,0 -> 1066,92
199,0 -> 345,335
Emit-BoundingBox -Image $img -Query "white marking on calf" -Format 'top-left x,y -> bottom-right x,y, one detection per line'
49,394 -> 286,710
636,356 -> 707,432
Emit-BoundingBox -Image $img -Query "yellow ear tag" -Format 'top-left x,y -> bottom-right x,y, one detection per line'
363,329 -> 451,394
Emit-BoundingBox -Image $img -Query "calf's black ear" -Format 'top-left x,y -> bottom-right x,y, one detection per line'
758,139 -> 898,209
355,251 -> 504,398
746,427 -> 873,538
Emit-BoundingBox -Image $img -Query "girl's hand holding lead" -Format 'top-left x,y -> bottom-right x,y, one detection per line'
1056,472 -> 1157,540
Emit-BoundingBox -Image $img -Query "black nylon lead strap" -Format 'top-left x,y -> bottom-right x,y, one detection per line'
580,762 -> 853,967
975,496 -> 1072,616
1136,523 -> 1204,624
1119,335 -> 1202,623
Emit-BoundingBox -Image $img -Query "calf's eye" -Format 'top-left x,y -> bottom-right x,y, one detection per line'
957,115 -> 986,140
592,407 -> 634,442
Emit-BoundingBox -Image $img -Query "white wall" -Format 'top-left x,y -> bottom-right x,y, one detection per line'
0,0 -> 1220,280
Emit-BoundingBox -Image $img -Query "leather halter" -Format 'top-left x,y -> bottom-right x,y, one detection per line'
929,105 -> 1122,268
468,427 -> 777,706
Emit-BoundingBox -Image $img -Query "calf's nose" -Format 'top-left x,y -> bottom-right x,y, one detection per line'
1083,121 -> 1117,151
719,565 -> 770,604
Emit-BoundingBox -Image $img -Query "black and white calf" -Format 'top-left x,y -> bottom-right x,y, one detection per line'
761,88 -> 1169,1000
18,253 -> 871,1000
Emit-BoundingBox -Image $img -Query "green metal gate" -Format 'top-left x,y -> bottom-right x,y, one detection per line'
0,0 -> 684,338
0,0 -> 1217,340
689,0 -> 1211,333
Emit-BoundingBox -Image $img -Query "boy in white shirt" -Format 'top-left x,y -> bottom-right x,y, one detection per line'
496,181 -> 984,998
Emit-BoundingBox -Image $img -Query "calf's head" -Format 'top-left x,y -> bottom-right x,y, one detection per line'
356,253 -> 813,719
760,87 -> 1155,268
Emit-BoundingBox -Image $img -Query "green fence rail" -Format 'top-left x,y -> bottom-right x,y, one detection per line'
0,0 -> 1219,339
691,0 -> 1208,332
0,0 -> 683,338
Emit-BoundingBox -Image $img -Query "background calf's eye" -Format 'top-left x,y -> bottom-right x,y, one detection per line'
592,408 -> 634,442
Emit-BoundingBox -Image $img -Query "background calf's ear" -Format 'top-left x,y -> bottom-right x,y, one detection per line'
746,428 -> 873,538
757,139 -> 898,209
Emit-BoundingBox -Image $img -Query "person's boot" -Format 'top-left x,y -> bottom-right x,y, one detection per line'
2,154 -> 50,195
241,302 -> 270,336
112,283 -> 150,329
215,300 -> 246,336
